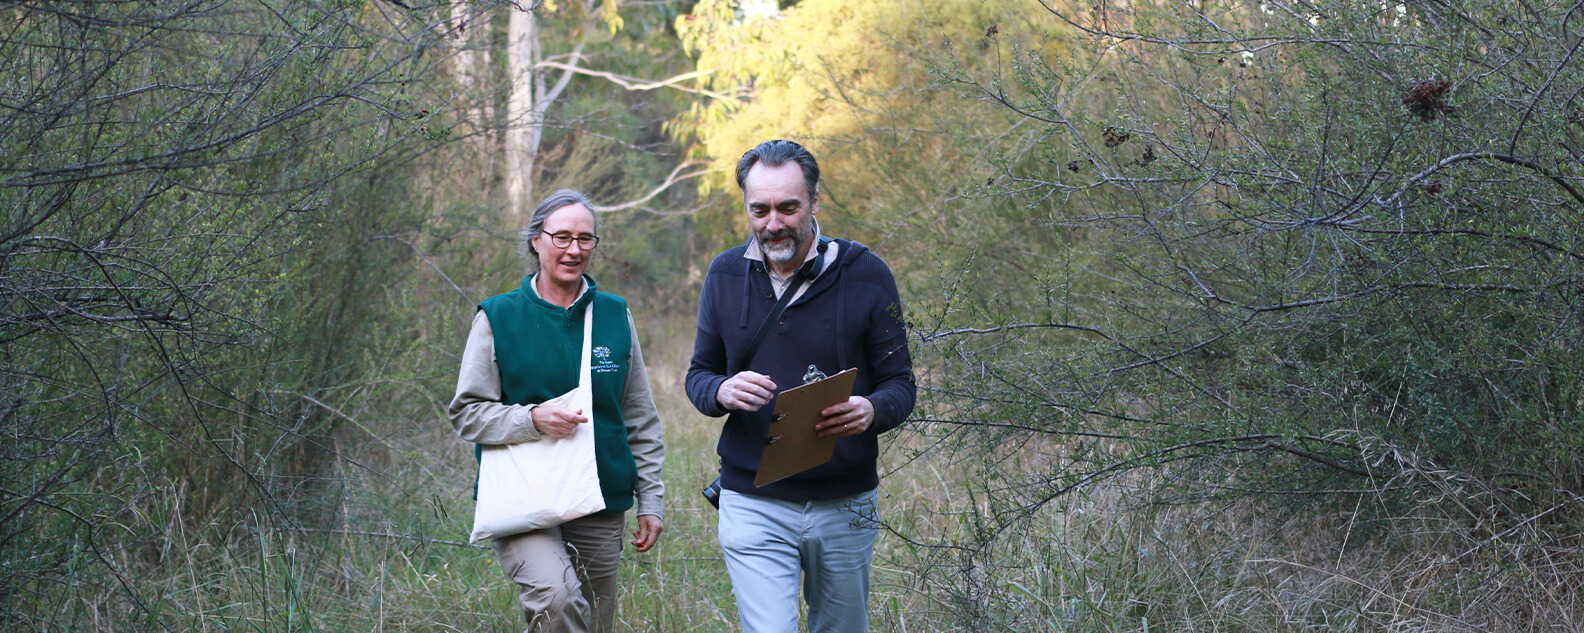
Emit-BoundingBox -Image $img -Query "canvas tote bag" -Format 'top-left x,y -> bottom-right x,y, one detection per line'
470,301 -> 605,542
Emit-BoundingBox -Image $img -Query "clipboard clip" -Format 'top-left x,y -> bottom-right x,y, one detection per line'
802,364 -> 827,385
764,435 -> 783,445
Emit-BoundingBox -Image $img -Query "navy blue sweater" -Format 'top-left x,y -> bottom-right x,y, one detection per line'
686,238 -> 915,500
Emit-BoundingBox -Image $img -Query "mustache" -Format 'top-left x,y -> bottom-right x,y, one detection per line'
758,228 -> 798,242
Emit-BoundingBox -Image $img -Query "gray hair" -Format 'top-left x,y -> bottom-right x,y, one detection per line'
523,189 -> 600,261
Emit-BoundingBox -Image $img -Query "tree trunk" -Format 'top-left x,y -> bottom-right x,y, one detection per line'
451,1 -> 496,202
504,7 -> 538,222
503,3 -> 592,223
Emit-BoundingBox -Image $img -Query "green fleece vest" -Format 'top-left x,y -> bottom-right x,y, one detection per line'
477,274 -> 637,514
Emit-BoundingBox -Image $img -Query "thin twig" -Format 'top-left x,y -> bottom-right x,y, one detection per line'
292,527 -> 480,549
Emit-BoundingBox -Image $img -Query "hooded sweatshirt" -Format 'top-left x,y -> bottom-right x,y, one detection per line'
686,238 -> 915,501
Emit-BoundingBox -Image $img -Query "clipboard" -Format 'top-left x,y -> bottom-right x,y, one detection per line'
754,368 -> 858,487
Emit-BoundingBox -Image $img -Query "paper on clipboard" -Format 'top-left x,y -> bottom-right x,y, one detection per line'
754,368 -> 858,487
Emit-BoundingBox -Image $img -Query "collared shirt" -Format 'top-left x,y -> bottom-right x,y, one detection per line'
743,220 -> 840,302
530,273 -> 589,304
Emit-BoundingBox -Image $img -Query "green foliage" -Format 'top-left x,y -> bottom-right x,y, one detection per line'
0,0 -> 497,627
676,0 -> 1583,628
8,0 -> 1583,629
2,0 -> 729,628
518,0 -> 715,309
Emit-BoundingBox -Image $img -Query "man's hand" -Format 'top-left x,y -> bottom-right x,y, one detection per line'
815,396 -> 874,437
631,514 -> 663,552
530,405 -> 587,439
716,371 -> 777,412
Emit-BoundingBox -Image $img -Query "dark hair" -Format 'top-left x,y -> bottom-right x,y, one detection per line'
735,139 -> 820,198
524,189 -> 598,260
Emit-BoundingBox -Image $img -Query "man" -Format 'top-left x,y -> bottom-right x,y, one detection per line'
686,139 -> 915,633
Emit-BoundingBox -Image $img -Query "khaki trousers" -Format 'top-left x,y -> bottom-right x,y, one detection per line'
492,511 -> 626,633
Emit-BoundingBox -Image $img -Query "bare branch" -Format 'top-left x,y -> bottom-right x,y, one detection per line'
368,235 -> 474,304
533,61 -> 742,101
590,159 -> 717,213
915,321 -> 1114,343
290,527 -> 480,549
1386,151 -> 1584,207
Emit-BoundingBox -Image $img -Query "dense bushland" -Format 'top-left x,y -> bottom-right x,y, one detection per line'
0,0 -> 705,628
4,0 -> 1581,630
678,0 -> 1584,629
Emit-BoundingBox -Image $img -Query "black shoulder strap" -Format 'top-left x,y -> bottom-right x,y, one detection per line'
737,236 -> 833,370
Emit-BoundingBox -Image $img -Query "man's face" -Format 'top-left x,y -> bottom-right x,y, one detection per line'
743,161 -> 817,267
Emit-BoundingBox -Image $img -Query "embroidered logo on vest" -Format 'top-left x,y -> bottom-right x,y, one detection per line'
593,345 -> 620,374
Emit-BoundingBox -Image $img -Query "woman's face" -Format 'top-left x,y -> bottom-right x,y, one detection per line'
535,203 -> 597,291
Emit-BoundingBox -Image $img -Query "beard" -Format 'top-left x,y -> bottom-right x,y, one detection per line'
756,217 -> 813,265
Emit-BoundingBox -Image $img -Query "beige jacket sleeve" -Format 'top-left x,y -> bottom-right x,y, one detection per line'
447,311 -> 542,445
447,309 -> 666,519
622,310 -> 666,519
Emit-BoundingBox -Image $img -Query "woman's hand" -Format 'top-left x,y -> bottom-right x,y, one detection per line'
631,514 -> 663,552
530,405 -> 587,439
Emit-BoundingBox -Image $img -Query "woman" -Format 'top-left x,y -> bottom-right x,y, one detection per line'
448,189 -> 665,633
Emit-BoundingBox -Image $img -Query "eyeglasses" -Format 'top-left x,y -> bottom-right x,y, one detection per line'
544,232 -> 599,250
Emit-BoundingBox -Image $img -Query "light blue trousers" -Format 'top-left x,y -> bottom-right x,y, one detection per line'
718,488 -> 880,633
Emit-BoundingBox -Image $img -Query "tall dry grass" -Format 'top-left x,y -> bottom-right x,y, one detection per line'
66,309 -> 1580,632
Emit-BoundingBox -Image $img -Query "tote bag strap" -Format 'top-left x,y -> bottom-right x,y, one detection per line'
577,298 -> 593,394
